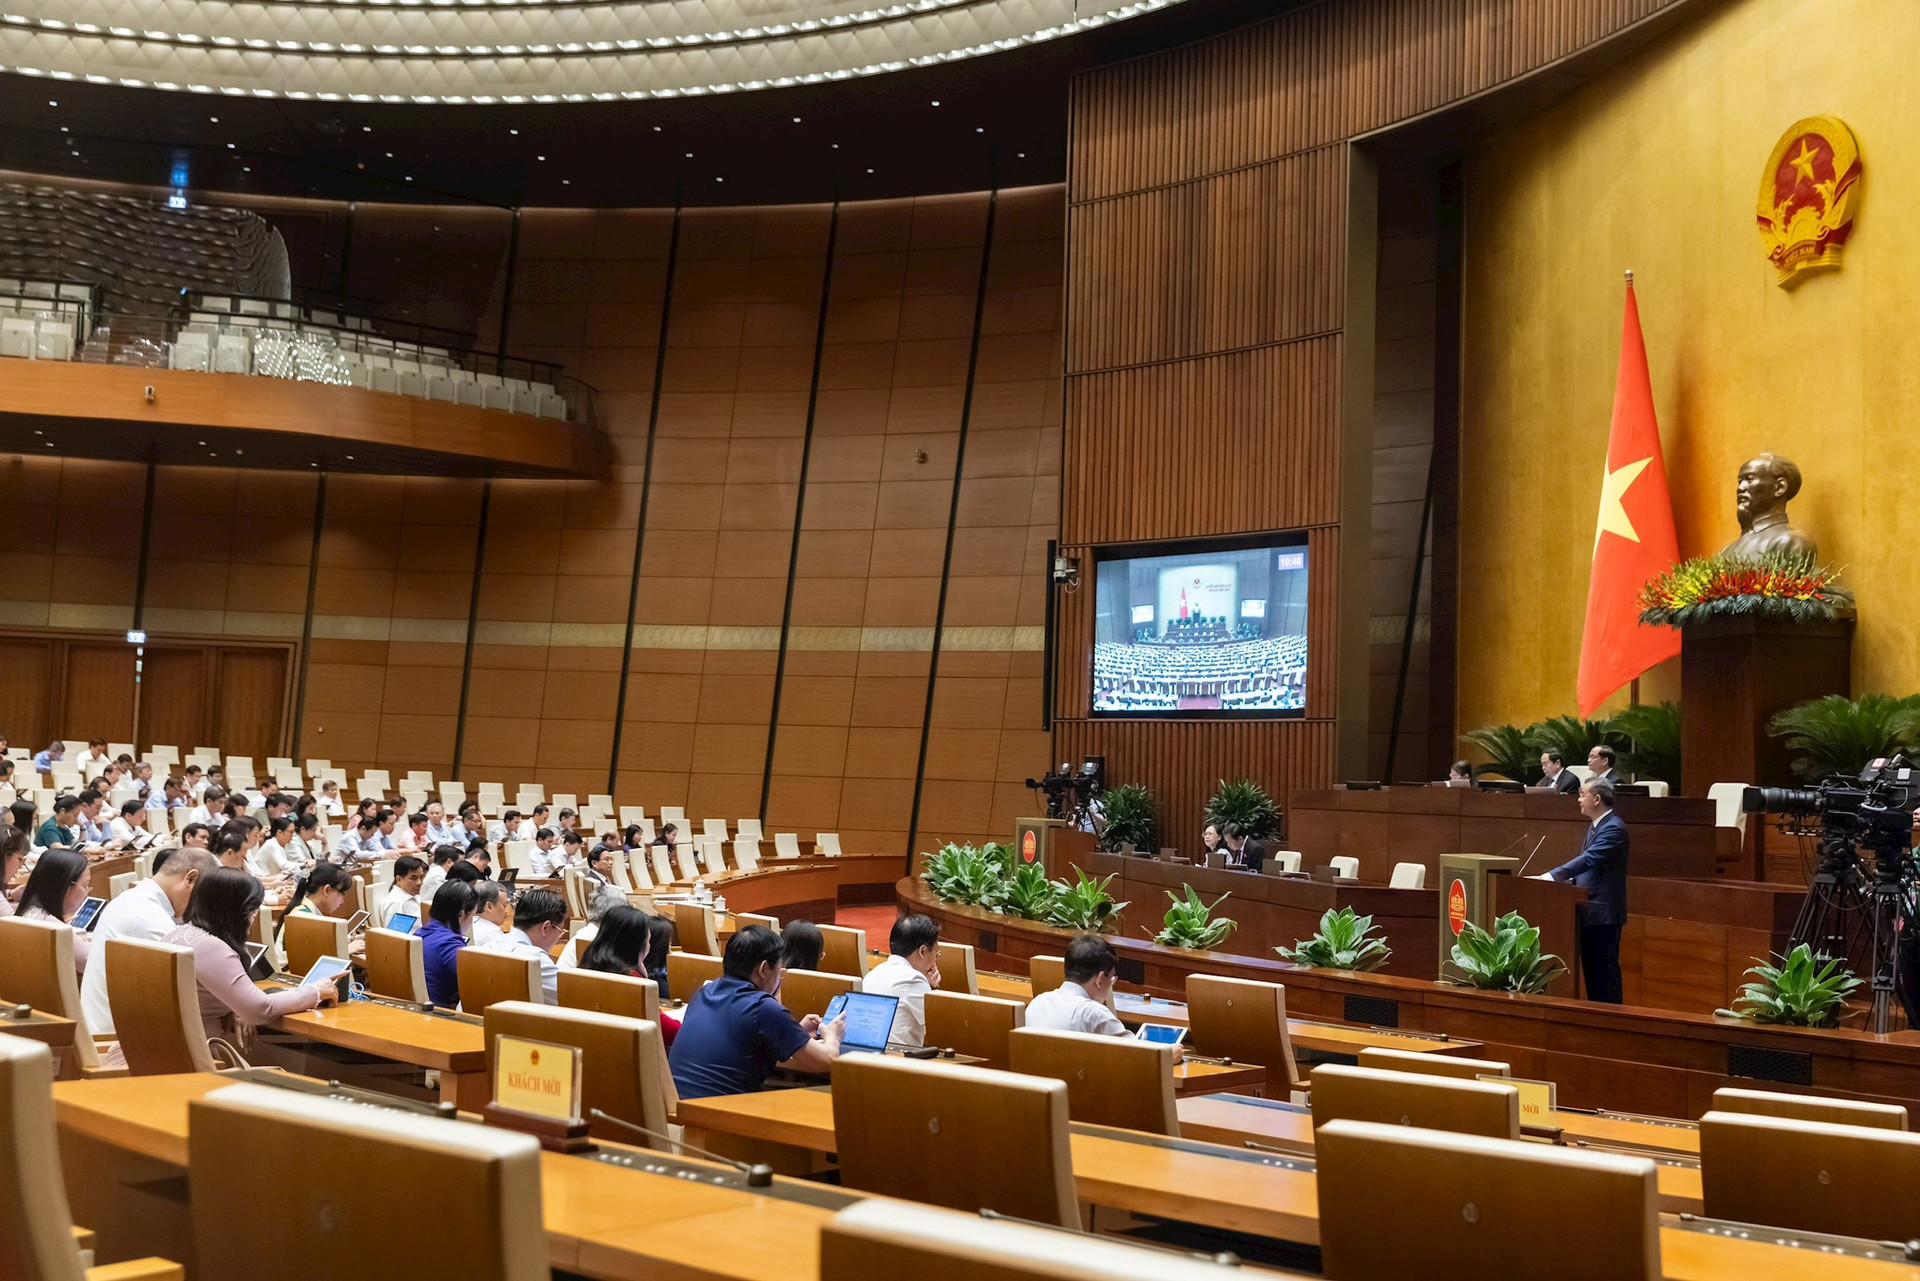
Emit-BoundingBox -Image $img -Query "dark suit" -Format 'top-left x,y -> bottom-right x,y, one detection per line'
1231,839 -> 1267,875
1549,810 -> 1629,1003
1544,769 -> 1581,796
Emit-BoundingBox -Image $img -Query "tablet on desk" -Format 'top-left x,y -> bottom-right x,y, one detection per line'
837,992 -> 899,1054
300,955 -> 352,993
1135,1022 -> 1188,1047
344,910 -> 370,935
385,912 -> 418,935
68,896 -> 107,932
243,942 -> 273,980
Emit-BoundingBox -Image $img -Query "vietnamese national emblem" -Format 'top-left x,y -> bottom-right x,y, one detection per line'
1756,117 -> 1862,288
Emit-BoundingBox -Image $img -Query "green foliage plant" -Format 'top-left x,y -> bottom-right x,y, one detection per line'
1153,884 -> 1236,950
1717,945 -> 1862,1027
1204,779 -> 1282,842
1046,865 -> 1128,933
1768,694 -> 1920,782
1447,911 -> 1566,994
1609,701 -> 1682,791
1457,724 -> 1533,783
1276,906 -> 1392,972
1002,860 -> 1058,922
1099,783 -> 1159,853
1526,715 -> 1629,771
919,843 -> 1006,911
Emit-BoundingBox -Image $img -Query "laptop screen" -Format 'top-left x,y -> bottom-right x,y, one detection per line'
838,991 -> 899,1053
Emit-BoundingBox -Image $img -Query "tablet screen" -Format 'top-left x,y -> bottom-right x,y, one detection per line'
68,896 -> 107,932
301,955 -> 351,989
1135,1023 -> 1187,1046
386,912 -> 418,935
838,992 -> 899,1053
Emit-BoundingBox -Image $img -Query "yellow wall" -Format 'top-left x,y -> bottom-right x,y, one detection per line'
1458,0 -> 1920,736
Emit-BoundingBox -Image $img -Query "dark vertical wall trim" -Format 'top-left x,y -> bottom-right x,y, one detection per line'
495,208 -> 521,376
450,478 -> 492,777
607,206 -> 684,796
130,460 -> 157,630
1041,537 -> 1058,732
905,187 -> 999,863
1427,161 -> 1464,781
759,202 -> 841,823
289,470 -> 327,761
337,202 -> 355,298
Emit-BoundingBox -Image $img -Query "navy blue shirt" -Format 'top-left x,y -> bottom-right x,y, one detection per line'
419,919 -> 465,1008
668,975 -> 810,1100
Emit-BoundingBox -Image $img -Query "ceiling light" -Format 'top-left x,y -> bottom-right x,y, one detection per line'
509,128 -> 518,134
975,127 -> 984,133
386,151 -> 393,157
792,116 -> 801,122
931,100 -> 940,106
684,152 -> 693,158
210,115 -> 218,122
47,99 -> 56,106
345,455 -> 354,461
226,143 -> 235,149
866,167 -> 874,173
562,179 -> 570,184
243,166 -> 251,172
715,176 -> 723,182
197,440 -> 206,445
362,125 -> 371,132
59,126 -> 67,132
652,125 -> 661,132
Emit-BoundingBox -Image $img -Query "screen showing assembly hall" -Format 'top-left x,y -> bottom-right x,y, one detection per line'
1091,537 -> 1309,715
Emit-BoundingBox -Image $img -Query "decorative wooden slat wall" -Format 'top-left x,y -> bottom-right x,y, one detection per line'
1058,0 -> 1690,826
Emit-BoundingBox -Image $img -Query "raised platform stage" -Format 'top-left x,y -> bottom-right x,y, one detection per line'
899,878 -> 1920,1121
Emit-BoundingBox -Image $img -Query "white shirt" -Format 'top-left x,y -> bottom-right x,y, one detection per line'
527,844 -> 556,878
79,877 -> 179,1037
470,916 -> 504,949
334,830 -> 366,859
255,838 -> 295,877
186,805 -> 219,828
1024,980 -> 1127,1037
377,883 -> 415,928
318,795 -> 345,817
861,953 -> 932,1048
421,864 -> 447,901
482,926 -> 558,1004
107,815 -> 140,845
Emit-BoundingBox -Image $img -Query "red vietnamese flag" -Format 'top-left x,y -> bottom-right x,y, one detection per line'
1577,276 -> 1681,716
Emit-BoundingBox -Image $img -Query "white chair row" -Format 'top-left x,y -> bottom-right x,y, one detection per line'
0,314 -> 74,361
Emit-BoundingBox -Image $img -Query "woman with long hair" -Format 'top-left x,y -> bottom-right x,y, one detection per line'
780,920 -> 825,973
164,867 -> 334,1050
0,825 -> 28,916
643,912 -> 676,1000
419,880 -> 476,1008
580,906 -> 679,1045
18,845 -> 93,972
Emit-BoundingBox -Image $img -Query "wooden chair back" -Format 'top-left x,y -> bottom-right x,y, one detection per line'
0,1036 -> 91,1281
1310,1065 -> 1519,1139
483,1000 -> 671,1145
104,938 -> 216,1075
1709,1086 -> 1908,1130
1316,1118 -> 1660,1280
1356,1046 -> 1512,1080
819,1198 -> 1248,1279
924,990 -> 1023,1069
0,918 -> 99,1068
188,1081 -> 547,1281
456,948 -> 541,1017
363,928 -> 429,1005
1185,973 -> 1300,1088
672,902 -> 720,957
1029,954 -> 1065,996
665,950 -> 723,998
557,969 -> 659,1023
831,1055 -> 1078,1227
674,845 -> 700,882
735,911 -> 779,933
934,940 -> 978,994
650,848 -> 675,886
1008,1026 -> 1179,1136
1700,1110 -> 1920,1240
779,968 -> 857,1020
816,923 -> 869,977
284,913 -> 349,979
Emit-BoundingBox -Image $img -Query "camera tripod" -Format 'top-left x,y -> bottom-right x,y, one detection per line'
1789,829 -> 1918,1033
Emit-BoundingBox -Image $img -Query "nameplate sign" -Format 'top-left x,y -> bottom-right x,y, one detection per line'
1482,1073 -> 1556,1126
493,1034 -> 583,1124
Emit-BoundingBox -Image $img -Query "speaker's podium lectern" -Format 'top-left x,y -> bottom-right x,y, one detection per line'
1436,850 -> 1584,996
1015,817 -> 1097,880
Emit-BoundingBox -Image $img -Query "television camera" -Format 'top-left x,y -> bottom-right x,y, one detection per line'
1025,757 -> 1106,830
1744,755 -> 1920,1032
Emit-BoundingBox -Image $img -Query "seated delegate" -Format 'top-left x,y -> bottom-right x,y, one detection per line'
668,924 -> 844,1100
16,845 -> 94,974
1026,934 -> 1184,1062
164,867 -> 335,1056
479,887 -> 565,1003
420,880 -> 476,1008
861,913 -> 940,1048
578,905 -> 680,1045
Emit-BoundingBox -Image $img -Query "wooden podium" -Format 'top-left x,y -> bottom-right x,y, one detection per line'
1680,614 -> 1852,793
1015,818 -> 1099,881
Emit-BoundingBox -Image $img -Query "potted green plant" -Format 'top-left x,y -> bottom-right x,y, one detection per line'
1002,860 -> 1058,922
1457,724 -> 1532,783
1204,779 -> 1282,842
1608,701 -> 1682,791
1525,715 -> 1628,774
1276,907 -> 1391,972
1447,911 -> 1565,993
1717,945 -> 1862,1027
1768,693 -> 1920,782
1046,866 -> 1128,932
1099,782 -> 1158,854
1152,885 -> 1236,950
919,843 -> 1007,911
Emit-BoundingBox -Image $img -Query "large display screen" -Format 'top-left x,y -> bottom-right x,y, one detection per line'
1091,535 -> 1308,716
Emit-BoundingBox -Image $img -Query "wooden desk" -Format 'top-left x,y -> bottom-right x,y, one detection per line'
977,974 -> 1482,1061
676,1086 -> 1325,1244
1171,1092 -> 1702,1213
267,999 -> 489,1110
50,1073 -> 1899,1280
0,1006 -> 77,1049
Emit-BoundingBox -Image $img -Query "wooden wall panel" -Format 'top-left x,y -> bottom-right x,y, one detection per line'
1060,0 -> 1690,827
62,644 -> 136,742
0,639 -> 52,751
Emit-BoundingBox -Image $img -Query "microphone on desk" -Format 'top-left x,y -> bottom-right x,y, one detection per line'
1514,835 -> 1548,877
587,1108 -> 775,1187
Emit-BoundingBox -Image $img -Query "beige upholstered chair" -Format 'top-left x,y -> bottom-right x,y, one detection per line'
187,1082 -> 547,1281
1029,954 -> 1066,996
1388,861 -> 1427,889
665,950 -> 723,998
1008,1026 -> 1179,1136
934,941 -> 978,994
363,928 -> 429,1005
283,913 -> 349,979
924,990 -> 1024,1070
1309,1065 -> 1520,1140
832,1055 -> 1078,1228
1709,1086 -> 1907,1130
456,948 -> 541,1016
0,1036 -> 182,1280
778,968 -> 856,1021
0,917 -> 110,1073
1317,1119 -> 1660,1280
103,939 -> 217,1075
557,968 -> 658,1022
734,911 -> 779,933
672,902 -> 721,957
815,924 -> 869,977
482,1000 -> 671,1145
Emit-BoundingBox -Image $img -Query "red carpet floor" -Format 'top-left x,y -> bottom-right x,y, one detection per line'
833,904 -> 899,936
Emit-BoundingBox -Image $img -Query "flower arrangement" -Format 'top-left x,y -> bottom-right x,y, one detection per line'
1638,550 -> 1851,628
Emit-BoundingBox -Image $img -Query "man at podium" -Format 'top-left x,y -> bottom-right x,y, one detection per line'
1545,779 -> 1629,1004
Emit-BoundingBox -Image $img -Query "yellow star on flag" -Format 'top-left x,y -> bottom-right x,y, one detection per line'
1593,455 -> 1653,554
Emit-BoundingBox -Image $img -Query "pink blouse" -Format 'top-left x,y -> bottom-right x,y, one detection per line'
162,923 -> 323,1041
